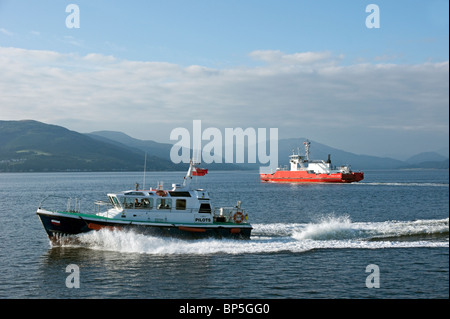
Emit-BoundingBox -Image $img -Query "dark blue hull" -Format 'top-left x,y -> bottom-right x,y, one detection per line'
37,211 -> 252,241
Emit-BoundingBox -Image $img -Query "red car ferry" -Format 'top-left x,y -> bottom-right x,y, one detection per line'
260,140 -> 364,183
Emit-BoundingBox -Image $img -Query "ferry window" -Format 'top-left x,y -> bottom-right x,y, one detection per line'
199,203 -> 211,214
157,198 -> 172,210
176,199 -> 186,210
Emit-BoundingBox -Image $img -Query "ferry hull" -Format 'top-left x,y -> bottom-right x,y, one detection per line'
37,210 -> 252,242
260,171 -> 364,183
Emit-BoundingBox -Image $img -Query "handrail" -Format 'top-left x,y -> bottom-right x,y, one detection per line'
38,195 -> 81,213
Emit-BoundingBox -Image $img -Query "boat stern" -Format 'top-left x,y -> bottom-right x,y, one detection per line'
345,171 -> 364,183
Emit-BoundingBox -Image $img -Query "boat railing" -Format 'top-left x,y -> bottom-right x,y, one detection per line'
38,195 -> 82,213
38,195 -> 117,217
94,200 -> 114,216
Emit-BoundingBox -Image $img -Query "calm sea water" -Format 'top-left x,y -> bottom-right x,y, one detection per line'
0,169 -> 448,300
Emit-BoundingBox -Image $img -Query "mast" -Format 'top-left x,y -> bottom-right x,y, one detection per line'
142,152 -> 147,190
304,140 -> 310,161
182,159 -> 197,188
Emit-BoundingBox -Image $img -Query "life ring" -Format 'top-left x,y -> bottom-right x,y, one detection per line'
233,211 -> 244,224
156,190 -> 166,197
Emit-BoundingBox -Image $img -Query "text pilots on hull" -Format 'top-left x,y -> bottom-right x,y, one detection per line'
260,140 -> 364,183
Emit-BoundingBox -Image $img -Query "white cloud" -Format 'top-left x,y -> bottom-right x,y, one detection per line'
249,50 -> 335,66
0,28 -> 13,36
0,46 -> 448,157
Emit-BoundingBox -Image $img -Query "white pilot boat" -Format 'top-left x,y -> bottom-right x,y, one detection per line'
36,161 -> 252,242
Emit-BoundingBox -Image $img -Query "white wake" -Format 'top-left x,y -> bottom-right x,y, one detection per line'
57,215 -> 449,255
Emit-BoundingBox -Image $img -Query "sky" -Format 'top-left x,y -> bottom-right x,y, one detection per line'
0,0 -> 448,159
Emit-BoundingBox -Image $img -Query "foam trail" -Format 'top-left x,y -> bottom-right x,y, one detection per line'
292,215 -> 370,240
290,216 -> 449,241
357,182 -> 448,187
366,218 -> 449,241
59,216 -> 448,255
71,229 -> 309,255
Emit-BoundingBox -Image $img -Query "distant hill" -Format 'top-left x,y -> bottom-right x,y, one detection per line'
87,130 -> 242,171
400,151 -> 449,169
0,120 -> 177,172
276,138 -> 448,170
88,131 -> 173,160
404,158 -> 449,169
276,138 -> 406,170
220,137 -> 448,170
0,120 -> 447,172
405,152 -> 448,165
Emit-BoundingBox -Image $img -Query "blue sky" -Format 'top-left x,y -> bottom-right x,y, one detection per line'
1,1 -> 448,66
0,1 -> 448,159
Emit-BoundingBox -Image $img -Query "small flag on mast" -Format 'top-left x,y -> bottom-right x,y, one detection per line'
192,167 -> 208,176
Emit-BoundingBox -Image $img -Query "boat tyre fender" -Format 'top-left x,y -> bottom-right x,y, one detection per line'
233,211 -> 244,224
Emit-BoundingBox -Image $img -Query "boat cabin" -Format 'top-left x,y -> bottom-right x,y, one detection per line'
106,184 -> 212,214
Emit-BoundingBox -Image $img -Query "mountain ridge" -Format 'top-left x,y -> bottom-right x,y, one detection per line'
0,120 -> 447,172
88,130 -> 448,170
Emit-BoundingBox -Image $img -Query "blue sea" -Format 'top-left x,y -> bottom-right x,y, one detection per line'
0,169 -> 448,302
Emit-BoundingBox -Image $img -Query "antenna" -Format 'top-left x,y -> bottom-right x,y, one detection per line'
142,152 -> 147,190
304,140 -> 310,161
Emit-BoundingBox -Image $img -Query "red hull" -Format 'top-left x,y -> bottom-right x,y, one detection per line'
260,171 -> 364,183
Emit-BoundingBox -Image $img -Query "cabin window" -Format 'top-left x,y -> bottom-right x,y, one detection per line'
139,198 -> 152,209
125,192 -> 145,196
123,197 -> 134,209
109,196 -> 122,209
169,191 -> 191,197
123,197 -> 152,209
157,198 -> 172,210
199,203 -> 211,214
176,199 -> 186,210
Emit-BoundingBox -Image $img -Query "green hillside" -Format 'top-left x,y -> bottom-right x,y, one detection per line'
0,120 -> 178,172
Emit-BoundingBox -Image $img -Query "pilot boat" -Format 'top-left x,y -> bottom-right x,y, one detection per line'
36,161 -> 252,242
260,140 -> 364,183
